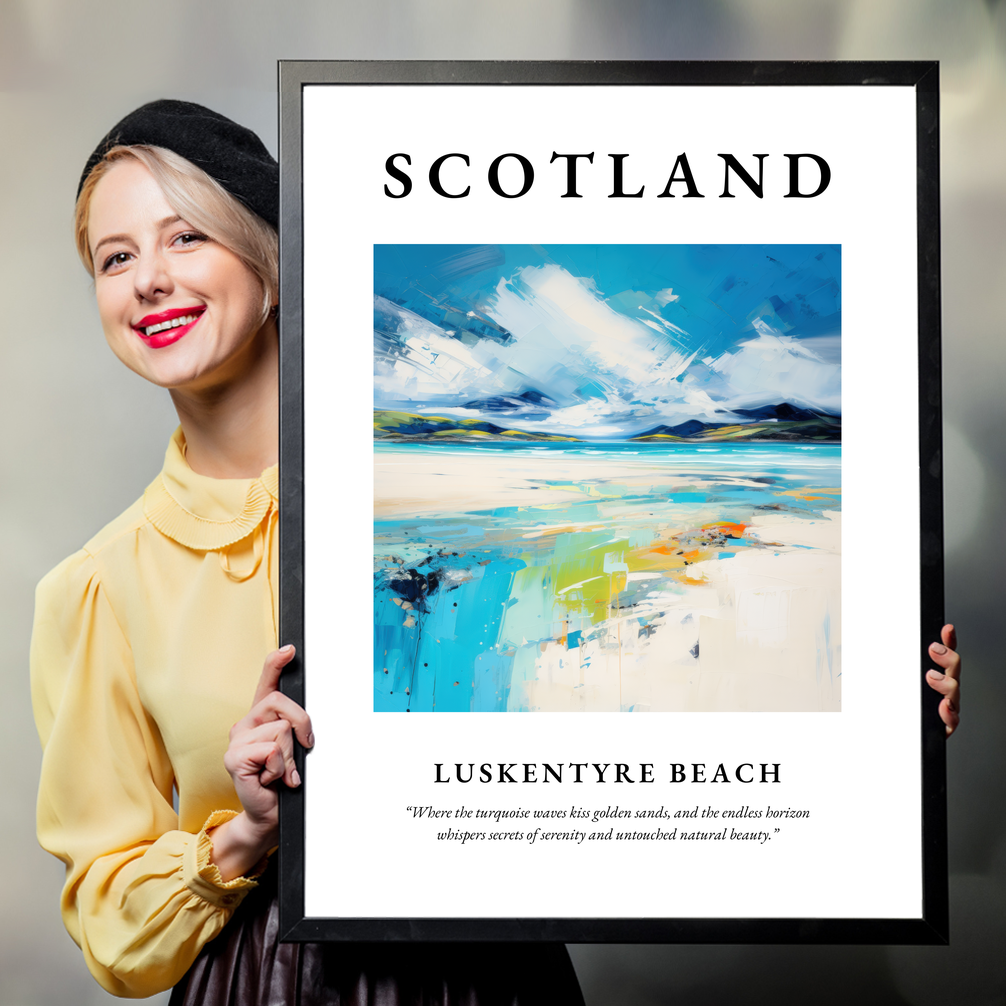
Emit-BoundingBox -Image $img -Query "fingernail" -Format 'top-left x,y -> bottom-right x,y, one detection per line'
928,669 -> 945,680
280,644 -> 295,654
306,732 -> 315,748
292,768 -> 301,787
931,643 -> 947,655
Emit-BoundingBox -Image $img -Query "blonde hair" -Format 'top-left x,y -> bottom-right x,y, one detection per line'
75,145 -> 278,322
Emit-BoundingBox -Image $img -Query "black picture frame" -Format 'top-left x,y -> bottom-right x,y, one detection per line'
277,60 -> 945,944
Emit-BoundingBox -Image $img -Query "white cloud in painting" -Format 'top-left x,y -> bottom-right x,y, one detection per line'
797,333 -> 841,364
487,264 -> 695,396
375,263 -> 841,436
708,331 -> 841,414
374,298 -> 495,398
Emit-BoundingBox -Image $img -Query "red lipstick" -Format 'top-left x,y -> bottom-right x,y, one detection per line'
132,306 -> 205,349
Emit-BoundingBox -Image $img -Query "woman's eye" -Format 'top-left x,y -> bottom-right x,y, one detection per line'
173,231 -> 208,248
101,251 -> 131,273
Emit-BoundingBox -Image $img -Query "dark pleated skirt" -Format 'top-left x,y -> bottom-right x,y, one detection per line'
169,869 -> 585,1006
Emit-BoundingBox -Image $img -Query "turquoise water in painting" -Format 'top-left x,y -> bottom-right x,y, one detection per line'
374,441 -> 841,712
376,440 -> 840,462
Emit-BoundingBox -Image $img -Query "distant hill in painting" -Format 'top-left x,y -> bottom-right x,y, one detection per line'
374,410 -> 580,442
375,403 -> 841,443
631,403 -> 841,443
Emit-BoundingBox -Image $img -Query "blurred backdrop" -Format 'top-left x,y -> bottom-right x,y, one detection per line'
1,1 -> 1003,1003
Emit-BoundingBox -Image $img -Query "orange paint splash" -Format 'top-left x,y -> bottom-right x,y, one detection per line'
776,487 -> 842,502
705,521 -> 747,538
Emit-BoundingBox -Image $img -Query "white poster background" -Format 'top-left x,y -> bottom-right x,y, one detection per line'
301,85 -> 920,920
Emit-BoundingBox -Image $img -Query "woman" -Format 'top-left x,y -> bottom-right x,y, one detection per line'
32,99 -> 962,1003
31,100 -> 586,1003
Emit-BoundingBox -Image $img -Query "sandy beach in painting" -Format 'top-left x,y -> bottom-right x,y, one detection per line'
374,443 -> 841,713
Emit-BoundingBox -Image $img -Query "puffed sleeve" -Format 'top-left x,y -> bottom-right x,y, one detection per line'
31,549 -> 262,998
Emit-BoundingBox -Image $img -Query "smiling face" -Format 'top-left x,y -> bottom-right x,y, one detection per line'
87,158 -> 272,392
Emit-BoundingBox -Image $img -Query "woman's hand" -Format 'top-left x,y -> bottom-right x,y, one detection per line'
926,624 -> 961,737
209,645 -> 314,881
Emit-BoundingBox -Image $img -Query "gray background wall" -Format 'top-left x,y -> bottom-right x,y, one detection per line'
1,1 -> 1003,1003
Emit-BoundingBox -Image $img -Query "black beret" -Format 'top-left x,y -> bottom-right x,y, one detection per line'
78,99 -> 278,228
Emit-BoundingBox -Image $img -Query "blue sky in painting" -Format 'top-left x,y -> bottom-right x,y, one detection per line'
374,244 -> 840,439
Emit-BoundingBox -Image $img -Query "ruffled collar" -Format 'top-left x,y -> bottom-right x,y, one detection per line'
143,428 -> 278,551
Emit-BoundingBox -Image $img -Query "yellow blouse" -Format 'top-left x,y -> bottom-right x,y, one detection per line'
31,429 -> 279,998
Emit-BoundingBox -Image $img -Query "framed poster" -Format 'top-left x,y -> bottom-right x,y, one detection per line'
277,61 -> 946,943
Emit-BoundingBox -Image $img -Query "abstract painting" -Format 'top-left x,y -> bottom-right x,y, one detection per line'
373,245 -> 841,712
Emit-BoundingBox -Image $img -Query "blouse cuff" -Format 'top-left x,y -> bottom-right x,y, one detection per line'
183,810 -> 269,909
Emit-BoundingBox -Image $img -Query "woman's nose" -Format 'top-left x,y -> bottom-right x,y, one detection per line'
133,249 -> 173,302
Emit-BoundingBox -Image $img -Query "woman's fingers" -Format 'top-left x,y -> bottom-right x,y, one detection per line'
223,645 -> 311,811
254,691 -> 314,749
924,678 -> 960,736
218,647 -> 309,845
224,737 -> 286,786
259,742 -> 289,787
230,719 -> 302,788
928,634 -> 961,685
925,667 -> 959,703
927,623 -> 961,737
240,644 -> 314,749
941,623 -> 958,654
232,689 -> 314,750
926,669 -> 960,736
929,638 -> 960,679
252,644 -> 296,707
